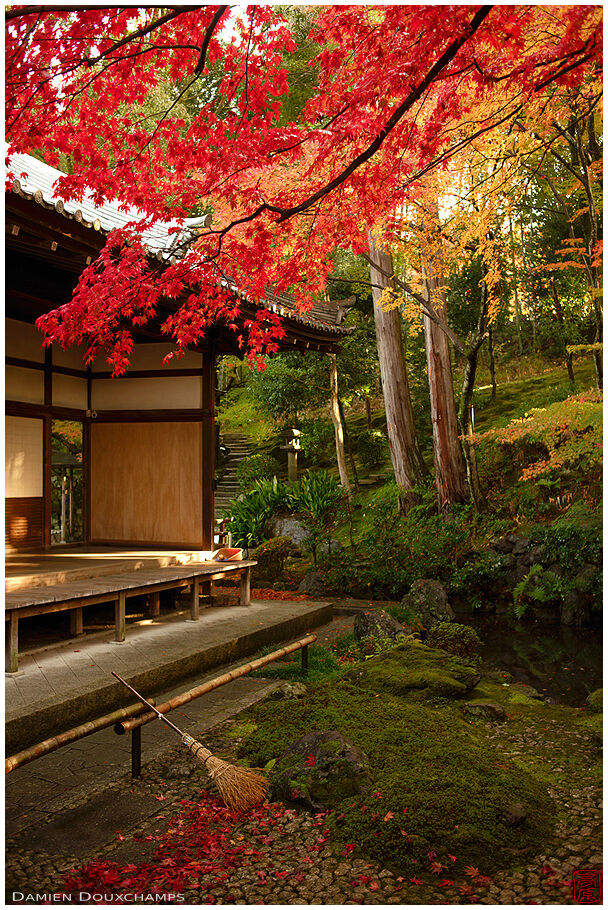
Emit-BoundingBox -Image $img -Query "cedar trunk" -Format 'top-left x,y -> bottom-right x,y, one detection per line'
368,235 -> 426,507
421,262 -> 469,512
328,352 -> 351,491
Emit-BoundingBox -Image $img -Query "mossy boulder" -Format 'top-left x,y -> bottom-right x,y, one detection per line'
252,536 -> 292,582
271,730 -> 370,811
401,579 -> 455,632
353,609 -> 408,649
347,640 -> 481,700
240,679 -> 556,873
587,689 -> 603,713
426,622 -> 483,659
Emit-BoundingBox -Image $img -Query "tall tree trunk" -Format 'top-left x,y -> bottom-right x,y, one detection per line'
328,353 -> 351,492
365,396 -> 373,430
337,395 -> 359,491
421,259 -> 469,512
508,215 -> 524,356
487,326 -> 497,400
367,234 -> 426,510
549,278 -> 575,385
457,279 -> 490,509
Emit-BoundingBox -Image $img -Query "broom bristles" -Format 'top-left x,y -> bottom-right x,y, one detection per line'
182,734 -> 268,811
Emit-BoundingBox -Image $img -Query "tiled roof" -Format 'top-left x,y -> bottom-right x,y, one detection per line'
7,151 -> 204,259
7,152 -> 352,336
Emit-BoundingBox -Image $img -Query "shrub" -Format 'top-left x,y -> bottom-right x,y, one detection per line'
252,536 -> 292,579
449,551 -> 510,605
298,417 -> 335,465
426,622 -> 483,659
356,429 -> 387,467
472,389 -> 602,521
237,453 -> 281,491
225,478 -> 288,548
512,565 -> 563,619
290,470 -> 346,564
529,504 -> 602,572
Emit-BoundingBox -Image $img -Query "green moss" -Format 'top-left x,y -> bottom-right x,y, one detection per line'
239,677 -> 555,873
347,640 -> 480,700
587,689 -> 603,713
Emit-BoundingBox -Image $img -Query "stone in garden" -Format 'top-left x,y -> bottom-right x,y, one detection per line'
266,514 -> 310,550
501,803 -> 527,827
348,640 -> 480,699
510,682 -> 544,700
400,579 -> 454,632
560,589 -> 589,626
512,537 -> 530,556
298,571 -> 328,597
272,731 -> 370,811
462,702 -> 506,721
317,538 -> 344,556
491,537 -> 514,554
586,689 -> 602,713
269,682 -> 308,701
353,609 -> 407,645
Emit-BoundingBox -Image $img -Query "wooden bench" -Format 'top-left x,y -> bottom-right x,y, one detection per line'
5,560 -> 256,674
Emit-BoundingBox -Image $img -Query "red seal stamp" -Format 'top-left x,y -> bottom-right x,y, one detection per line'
573,870 -> 602,904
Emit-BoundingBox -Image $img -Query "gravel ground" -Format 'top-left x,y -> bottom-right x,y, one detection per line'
5,605 -> 603,906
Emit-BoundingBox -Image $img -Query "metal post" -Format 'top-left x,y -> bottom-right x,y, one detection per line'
131,726 -> 142,778
301,645 -> 309,676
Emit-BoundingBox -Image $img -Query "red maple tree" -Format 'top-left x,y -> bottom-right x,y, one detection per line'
5,5 -> 602,371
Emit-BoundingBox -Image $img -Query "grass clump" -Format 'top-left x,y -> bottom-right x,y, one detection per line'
250,644 -> 342,685
239,677 -> 555,873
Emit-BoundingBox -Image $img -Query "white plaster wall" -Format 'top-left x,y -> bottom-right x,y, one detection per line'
5,318 -> 45,362
52,342 -> 91,370
53,374 -> 88,410
5,416 -> 44,497
91,376 -> 202,410
91,343 -> 203,373
5,365 -> 45,404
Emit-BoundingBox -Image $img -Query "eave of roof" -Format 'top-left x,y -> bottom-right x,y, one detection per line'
6,152 -> 352,339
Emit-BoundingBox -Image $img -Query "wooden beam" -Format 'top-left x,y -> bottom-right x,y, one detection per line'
6,613 -> 19,675
114,593 -> 126,643
201,354 -> 215,550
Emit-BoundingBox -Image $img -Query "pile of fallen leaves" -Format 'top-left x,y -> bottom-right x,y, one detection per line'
215,586 -> 310,601
63,792 -> 295,903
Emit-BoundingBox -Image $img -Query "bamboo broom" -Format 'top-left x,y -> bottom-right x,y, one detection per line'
112,672 -> 267,812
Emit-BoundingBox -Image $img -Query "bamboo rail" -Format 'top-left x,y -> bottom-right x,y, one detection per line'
5,698 -> 156,774
115,634 -> 317,735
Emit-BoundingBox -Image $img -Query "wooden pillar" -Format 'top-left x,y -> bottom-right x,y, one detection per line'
43,346 -> 53,549
114,592 -> 126,642
84,370 -> 92,543
201,353 -> 216,550
189,577 -> 200,621
6,613 -> 19,674
70,607 -> 84,636
239,567 -> 251,606
149,592 -> 160,617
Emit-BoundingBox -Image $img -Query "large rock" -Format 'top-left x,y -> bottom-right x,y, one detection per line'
353,609 -> 407,646
298,571 -> 328,597
271,731 -> 370,811
401,579 -> 454,632
266,514 -> 310,550
347,640 -> 481,700
462,702 -> 506,721
560,589 -> 590,627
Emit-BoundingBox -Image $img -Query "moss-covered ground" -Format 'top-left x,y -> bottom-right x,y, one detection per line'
235,639 -> 602,885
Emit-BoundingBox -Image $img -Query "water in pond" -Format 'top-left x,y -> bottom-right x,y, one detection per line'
465,614 -> 603,707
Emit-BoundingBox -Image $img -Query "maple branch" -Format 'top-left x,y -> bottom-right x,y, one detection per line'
81,8 -> 199,66
194,5 -> 229,74
268,5 -> 494,222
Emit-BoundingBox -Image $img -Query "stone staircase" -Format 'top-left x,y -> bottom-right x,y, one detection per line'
215,432 -> 250,518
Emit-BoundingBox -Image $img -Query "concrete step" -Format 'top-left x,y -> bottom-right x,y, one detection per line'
6,600 -> 333,754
